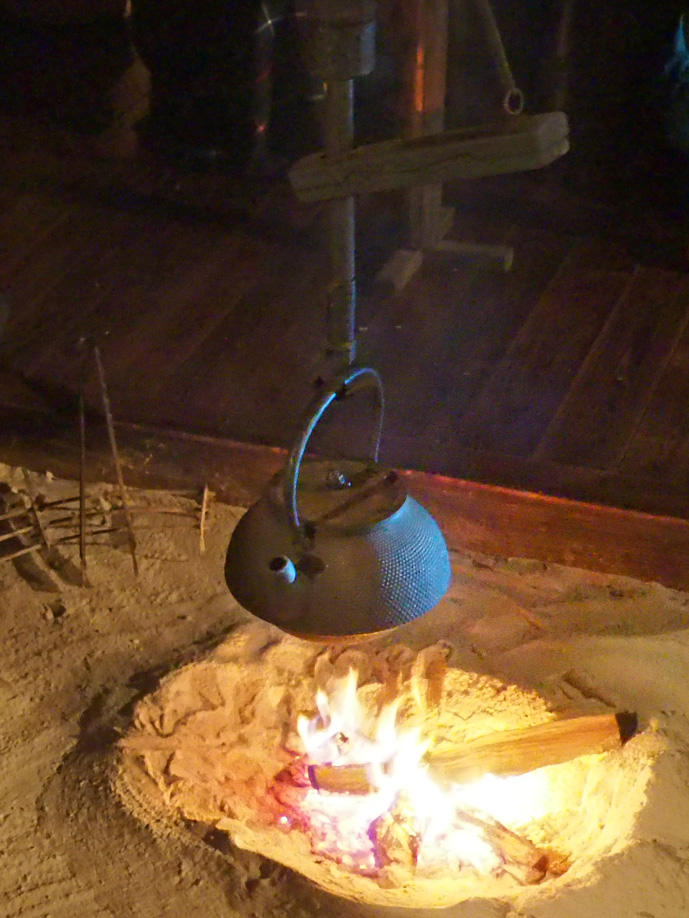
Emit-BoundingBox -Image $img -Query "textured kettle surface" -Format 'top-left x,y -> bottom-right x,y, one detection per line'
225,472 -> 451,637
366,498 -> 451,627
225,367 -> 451,637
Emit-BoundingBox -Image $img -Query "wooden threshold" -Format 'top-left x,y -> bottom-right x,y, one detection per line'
1,408 -> 688,594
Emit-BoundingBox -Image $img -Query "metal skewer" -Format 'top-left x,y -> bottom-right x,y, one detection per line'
36,496 -> 80,510
78,347 -> 89,585
92,344 -> 139,576
56,526 -> 123,545
199,484 -> 210,554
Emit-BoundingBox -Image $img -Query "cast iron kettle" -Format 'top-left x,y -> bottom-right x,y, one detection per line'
225,366 -> 451,639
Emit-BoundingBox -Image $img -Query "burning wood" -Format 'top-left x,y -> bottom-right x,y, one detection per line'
117,626 -> 650,909
270,667 -> 634,886
305,712 -> 638,795
365,796 -> 552,884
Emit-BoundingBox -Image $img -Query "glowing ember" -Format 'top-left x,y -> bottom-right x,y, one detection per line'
291,669 -> 550,877
118,628 -> 656,909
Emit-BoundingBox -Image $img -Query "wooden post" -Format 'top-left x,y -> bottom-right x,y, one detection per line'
324,79 -> 357,366
540,0 -> 575,112
371,0 -> 520,294
404,0 -> 451,250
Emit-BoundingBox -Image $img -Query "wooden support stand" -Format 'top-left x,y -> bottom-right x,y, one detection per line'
404,0 -> 449,251
375,0 -> 518,293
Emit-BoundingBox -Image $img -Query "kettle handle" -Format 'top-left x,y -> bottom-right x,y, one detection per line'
283,366 -> 384,536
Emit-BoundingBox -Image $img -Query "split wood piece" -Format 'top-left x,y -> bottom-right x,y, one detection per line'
456,810 -> 550,884
28,501 -> 51,551
20,475 -> 86,587
22,470 -> 54,552
289,112 -> 569,203
403,0 -> 449,251
307,711 -> 638,795
367,798 -> 548,884
93,344 -> 138,576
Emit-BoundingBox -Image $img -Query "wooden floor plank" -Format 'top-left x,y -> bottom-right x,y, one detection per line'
357,201 -> 530,450
78,223 -> 234,412
450,241 -> 636,457
3,412 -> 689,595
535,267 -> 689,468
0,185 -> 24,219
4,70 -> 689,523
5,205 -> 148,373
0,191 -> 77,273
23,211 -> 197,387
155,239 -> 328,441
99,230 -> 268,406
0,201 -> 123,351
378,434 -> 689,519
136,237 -> 272,404
621,317 -> 689,491
415,225 -> 574,468
360,261 -> 488,448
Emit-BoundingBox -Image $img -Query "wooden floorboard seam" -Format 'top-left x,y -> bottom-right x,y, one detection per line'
616,280 -> 689,470
531,263 -> 641,462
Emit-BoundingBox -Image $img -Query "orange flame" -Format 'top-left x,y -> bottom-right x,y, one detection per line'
293,670 -> 550,875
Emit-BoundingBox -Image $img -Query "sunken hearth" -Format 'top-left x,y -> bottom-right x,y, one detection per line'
117,622 -> 657,910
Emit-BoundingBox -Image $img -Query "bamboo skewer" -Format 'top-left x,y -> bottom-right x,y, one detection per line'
307,712 -> 638,795
0,542 -> 43,563
0,524 -> 36,543
0,491 -> 42,565
0,506 -> 32,523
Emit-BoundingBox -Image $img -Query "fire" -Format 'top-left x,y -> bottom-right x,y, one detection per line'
291,669 -> 551,877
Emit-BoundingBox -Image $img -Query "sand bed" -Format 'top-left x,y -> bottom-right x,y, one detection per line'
2,463 -> 689,917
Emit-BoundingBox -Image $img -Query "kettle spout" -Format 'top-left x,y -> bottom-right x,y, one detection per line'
269,555 -> 297,584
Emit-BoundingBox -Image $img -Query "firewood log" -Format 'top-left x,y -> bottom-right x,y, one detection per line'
308,711 -> 637,795
456,809 -> 549,883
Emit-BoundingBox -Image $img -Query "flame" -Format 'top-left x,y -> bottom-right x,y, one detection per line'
291,669 -> 551,876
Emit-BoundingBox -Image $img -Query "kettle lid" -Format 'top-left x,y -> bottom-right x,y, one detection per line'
269,457 -> 406,534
